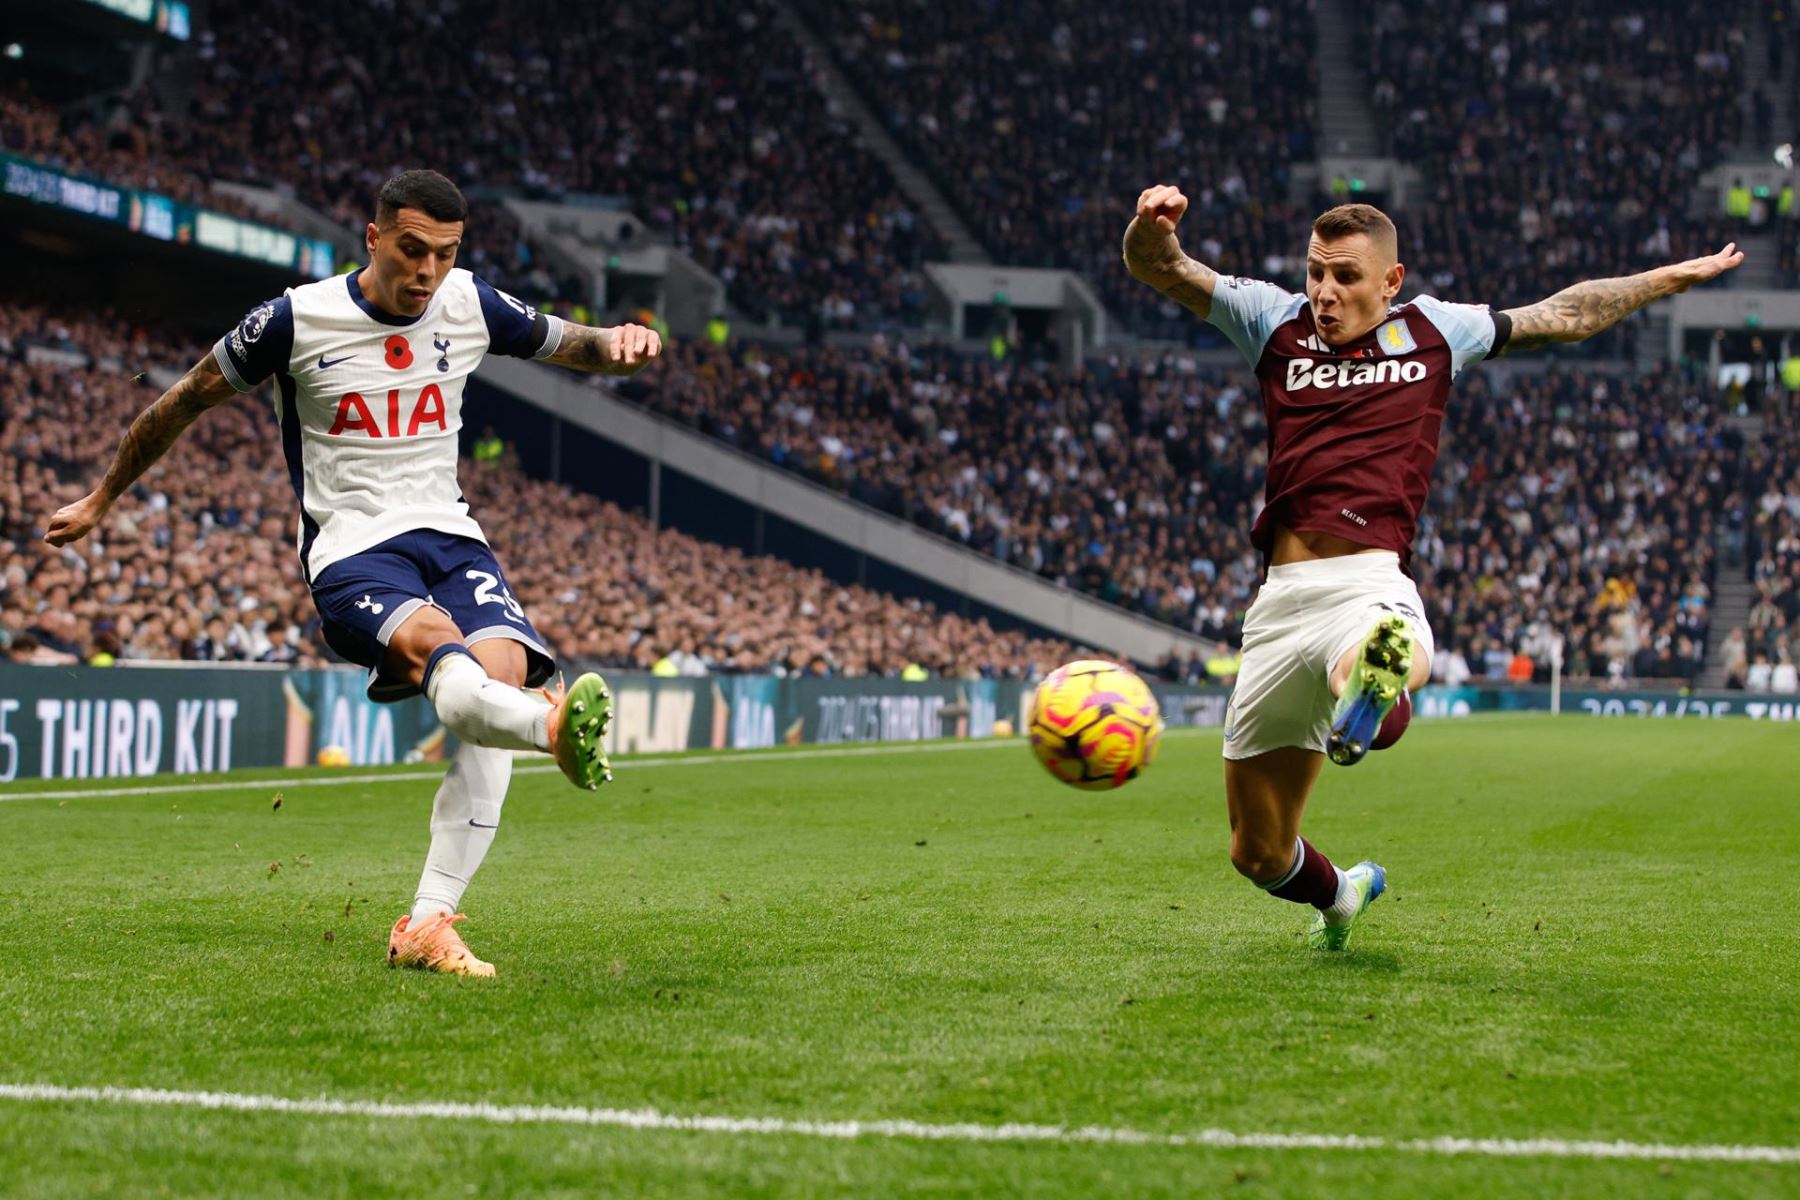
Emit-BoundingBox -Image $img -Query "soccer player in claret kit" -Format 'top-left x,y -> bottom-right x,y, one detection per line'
45,170 -> 663,977
1124,189 -> 1741,949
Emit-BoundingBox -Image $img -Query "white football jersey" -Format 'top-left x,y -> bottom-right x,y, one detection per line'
213,268 -> 565,581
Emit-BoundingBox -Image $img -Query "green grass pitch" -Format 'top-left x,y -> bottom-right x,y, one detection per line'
0,717 -> 1796,1198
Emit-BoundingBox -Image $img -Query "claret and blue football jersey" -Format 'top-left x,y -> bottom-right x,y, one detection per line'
1205,275 -> 1509,566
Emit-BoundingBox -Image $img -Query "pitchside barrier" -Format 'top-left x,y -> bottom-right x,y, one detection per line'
1414,684 -> 1800,722
0,664 -> 1232,783
0,664 -> 1786,783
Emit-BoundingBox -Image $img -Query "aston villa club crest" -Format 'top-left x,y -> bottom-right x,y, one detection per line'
1376,318 -> 1417,356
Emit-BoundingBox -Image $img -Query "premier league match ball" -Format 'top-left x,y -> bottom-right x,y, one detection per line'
316,745 -> 351,768
1028,660 -> 1163,790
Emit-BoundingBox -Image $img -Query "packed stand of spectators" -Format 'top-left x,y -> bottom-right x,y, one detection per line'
0,304 -> 1071,678
639,337 -> 1745,684
797,1 -> 1317,341
0,304 -> 321,670
34,0 -> 937,331
2,88 -> 590,316
646,337 -> 1268,645
1417,366 -> 1726,687
459,204 -> 591,318
1362,1 -> 1749,356
1737,422 -> 1800,691
0,90 -> 270,227
466,469 -> 1072,680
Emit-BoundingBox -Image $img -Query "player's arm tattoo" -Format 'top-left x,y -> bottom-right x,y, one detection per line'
1498,269 -> 1675,354
1122,221 -> 1216,319
545,322 -> 661,376
1152,256 -> 1219,320
97,352 -> 238,502
545,324 -> 611,371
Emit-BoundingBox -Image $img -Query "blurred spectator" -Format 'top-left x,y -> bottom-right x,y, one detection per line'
1774,650 -> 1799,694
1720,626 -> 1749,688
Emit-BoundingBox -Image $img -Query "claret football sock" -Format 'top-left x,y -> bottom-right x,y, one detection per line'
423,646 -> 551,751
1260,836 -> 1342,909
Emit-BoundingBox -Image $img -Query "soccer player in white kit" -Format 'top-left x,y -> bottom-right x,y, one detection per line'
45,171 -> 663,977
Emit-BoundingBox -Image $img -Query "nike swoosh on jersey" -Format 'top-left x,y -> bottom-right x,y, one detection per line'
318,354 -> 355,369
469,820 -> 499,829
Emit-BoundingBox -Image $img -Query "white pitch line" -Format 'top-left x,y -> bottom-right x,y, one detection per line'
0,1083 -> 1795,1165
0,733 -> 1182,804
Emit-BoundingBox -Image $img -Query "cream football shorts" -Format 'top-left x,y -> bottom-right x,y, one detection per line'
1222,551 -> 1435,760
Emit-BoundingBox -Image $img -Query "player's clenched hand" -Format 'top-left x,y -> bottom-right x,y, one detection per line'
1123,184 -> 1189,281
604,323 -> 662,375
1663,243 -> 1746,293
1135,184 -> 1188,235
43,491 -> 109,548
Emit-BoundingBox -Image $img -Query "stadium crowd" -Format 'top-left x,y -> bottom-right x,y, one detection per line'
1361,0 -> 1749,356
797,0 -> 1318,341
2,296 -> 1786,686
639,340 -> 1760,686
1417,367 -> 1726,687
0,304 -> 1071,678
9,0 -> 1771,351
1740,423 -> 1800,690
0,90 -> 270,226
6,0 -> 942,331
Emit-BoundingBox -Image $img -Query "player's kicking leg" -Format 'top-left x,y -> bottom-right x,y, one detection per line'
1326,618 -> 1432,766
388,608 -> 614,791
1224,749 -> 1386,950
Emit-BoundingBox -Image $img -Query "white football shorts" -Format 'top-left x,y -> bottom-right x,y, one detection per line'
1222,551 -> 1435,760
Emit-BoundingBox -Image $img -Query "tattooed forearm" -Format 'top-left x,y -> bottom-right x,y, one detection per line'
1157,257 -> 1218,318
546,322 -> 661,376
1123,225 -> 1217,319
97,354 -> 235,502
546,324 -> 611,372
1500,269 -> 1675,354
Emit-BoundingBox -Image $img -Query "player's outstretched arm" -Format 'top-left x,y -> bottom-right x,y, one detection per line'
1122,184 -> 1217,319
544,322 -> 663,376
43,351 -> 238,547
1497,244 -> 1745,355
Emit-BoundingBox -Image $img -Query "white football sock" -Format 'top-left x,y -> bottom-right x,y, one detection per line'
411,742 -> 513,921
424,650 -> 550,752
1322,866 -> 1359,925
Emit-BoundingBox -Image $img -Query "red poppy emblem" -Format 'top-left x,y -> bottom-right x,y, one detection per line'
385,335 -> 413,369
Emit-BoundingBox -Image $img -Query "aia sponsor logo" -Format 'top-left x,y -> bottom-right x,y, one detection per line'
328,385 -> 448,438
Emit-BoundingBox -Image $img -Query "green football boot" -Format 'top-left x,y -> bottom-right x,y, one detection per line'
1306,861 -> 1387,951
1327,615 -> 1413,766
543,672 -> 614,790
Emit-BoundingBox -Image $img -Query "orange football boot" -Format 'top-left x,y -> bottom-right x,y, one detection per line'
387,912 -> 495,978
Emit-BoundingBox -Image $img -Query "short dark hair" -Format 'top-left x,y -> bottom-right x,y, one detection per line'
375,170 -> 468,225
1312,203 -> 1397,260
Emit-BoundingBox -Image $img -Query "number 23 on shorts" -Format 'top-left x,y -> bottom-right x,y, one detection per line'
465,568 -> 525,624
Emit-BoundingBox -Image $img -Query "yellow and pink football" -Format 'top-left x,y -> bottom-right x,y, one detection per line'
1028,660 -> 1163,790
